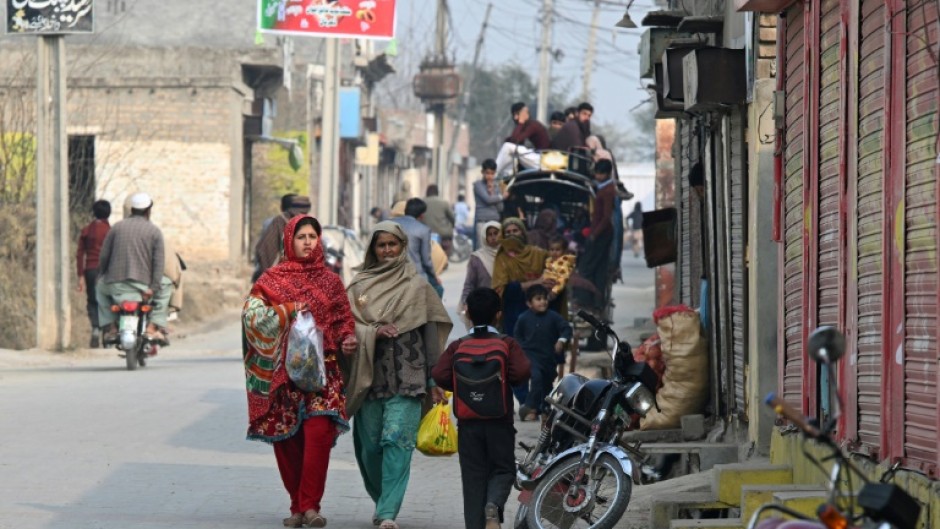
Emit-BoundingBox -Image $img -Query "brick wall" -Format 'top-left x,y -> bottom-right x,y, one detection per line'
757,14 -> 778,79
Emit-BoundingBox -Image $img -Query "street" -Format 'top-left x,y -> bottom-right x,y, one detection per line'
0,253 -> 653,529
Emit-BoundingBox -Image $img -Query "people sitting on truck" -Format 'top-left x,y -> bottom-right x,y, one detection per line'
550,102 -> 593,152
563,106 -> 577,121
495,102 -> 551,176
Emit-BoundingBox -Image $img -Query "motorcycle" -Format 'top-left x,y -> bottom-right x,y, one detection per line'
449,229 -> 472,264
514,310 -> 659,529
103,299 -> 159,371
747,327 -> 921,529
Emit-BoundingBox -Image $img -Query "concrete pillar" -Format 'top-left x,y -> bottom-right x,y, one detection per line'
35,36 -> 71,350
317,39 -> 340,226
747,78 -> 780,454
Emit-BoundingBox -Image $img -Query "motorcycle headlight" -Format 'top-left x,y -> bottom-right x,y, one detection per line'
625,382 -> 655,417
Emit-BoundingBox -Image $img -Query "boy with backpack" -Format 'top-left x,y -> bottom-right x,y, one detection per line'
514,284 -> 573,422
432,287 -> 531,529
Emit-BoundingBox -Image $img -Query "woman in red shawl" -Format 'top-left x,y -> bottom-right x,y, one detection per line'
242,215 -> 358,528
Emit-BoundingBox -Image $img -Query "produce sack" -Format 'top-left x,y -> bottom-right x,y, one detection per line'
417,397 -> 458,456
285,312 -> 326,392
640,306 -> 708,430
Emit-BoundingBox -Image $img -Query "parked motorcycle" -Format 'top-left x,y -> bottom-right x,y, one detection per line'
103,299 -> 158,370
747,327 -> 921,529
514,310 -> 659,529
449,229 -> 472,264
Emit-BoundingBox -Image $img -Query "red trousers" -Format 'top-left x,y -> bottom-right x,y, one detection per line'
273,416 -> 336,514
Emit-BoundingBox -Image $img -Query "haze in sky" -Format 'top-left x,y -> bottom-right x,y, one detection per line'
391,0 -> 661,124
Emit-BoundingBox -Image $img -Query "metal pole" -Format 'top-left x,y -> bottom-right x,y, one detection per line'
536,0 -> 554,123
433,0 -> 448,196
35,35 -> 71,350
581,0 -> 601,102
318,38 -> 340,226
446,3 -> 492,197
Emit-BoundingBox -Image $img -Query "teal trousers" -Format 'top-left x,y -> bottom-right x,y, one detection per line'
352,395 -> 422,521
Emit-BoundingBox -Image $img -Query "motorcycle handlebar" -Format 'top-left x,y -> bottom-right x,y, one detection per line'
577,310 -> 604,329
764,392 -> 821,439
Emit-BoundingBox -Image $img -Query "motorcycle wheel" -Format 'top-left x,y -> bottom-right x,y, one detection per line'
526,454 -> 631,529
514,504 -> 530,529
125,342 -> 138,371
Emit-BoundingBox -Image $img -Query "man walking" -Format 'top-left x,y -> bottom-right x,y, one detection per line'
391,198 -> 441,294
96,192 -> 166,343
76,199 -> 111,347
423,184 -> 456,255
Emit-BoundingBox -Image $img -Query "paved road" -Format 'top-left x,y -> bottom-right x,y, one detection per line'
0,253 -> 654,529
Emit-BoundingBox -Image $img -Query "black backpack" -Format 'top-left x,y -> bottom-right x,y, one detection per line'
452,334 -> 511,420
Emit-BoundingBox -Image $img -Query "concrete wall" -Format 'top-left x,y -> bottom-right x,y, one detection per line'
771,432 -> 940,529
0,45 -> 262,262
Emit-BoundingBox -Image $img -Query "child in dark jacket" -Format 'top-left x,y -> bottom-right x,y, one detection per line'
513,284 -> 573,421
432,287 -> 530,529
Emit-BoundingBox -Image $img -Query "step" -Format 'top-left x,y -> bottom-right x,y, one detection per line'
650,492 -> 730,529
640,442 -> 740,472
670,518 -> 743,529
713,463 -> 793,505
741,484 -> 826,523
622,428 -> 685,443
771,490 -> 828,518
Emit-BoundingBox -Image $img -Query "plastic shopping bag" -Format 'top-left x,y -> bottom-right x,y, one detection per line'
285,311 -> 326,392
416,396 -> 458,457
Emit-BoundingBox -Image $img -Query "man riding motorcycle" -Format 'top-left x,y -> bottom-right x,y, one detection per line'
96,192 -> 168,344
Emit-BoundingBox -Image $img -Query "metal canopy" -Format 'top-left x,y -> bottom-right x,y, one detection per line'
677,16 -> 725,34
640,10 -> 689,28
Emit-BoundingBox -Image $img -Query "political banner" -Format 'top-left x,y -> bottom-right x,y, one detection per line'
6,0 -> 94,34
258,0 -> 396,40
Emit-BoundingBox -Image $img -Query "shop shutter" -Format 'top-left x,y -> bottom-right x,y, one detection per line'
782,4 -> 806,404
816,0 -> 842,332
729,109 -> 747,416
679,120 -> 693,306
854,0 -> 886,453
903,2 -> 938,473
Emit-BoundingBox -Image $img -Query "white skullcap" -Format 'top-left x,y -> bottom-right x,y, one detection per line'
129,192 -> 153,209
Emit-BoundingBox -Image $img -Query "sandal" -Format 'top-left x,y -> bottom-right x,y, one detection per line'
302,510 -> 327,528
379,520 -> 399,529
283,513 -> 304,528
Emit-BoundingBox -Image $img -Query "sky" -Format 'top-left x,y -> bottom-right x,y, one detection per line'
388,0 -> 664,126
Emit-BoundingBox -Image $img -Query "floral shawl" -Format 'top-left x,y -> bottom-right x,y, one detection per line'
491,218 -> 548,295
242,215 -> 356,442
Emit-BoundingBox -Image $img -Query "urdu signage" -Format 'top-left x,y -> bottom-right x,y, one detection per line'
5,0 -> 94,34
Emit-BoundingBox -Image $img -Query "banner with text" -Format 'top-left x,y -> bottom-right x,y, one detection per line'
258,0 -> 396,40
6,0 -> 94,34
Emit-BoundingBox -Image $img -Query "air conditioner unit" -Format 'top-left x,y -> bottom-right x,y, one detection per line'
639,28 -> 696,79
682,48 -> 746,112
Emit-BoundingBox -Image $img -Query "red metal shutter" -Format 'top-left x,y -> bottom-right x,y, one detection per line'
782,4 -> 805,404
816,0 -> 842,333
903,1 -> 938,475
853,0 -> 886,454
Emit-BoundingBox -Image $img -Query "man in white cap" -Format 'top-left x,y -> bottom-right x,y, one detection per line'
96,192 -> 167,343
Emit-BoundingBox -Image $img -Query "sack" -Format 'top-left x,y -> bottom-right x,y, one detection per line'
416,397 -> 458,456
640,307 -> 709,430
452,336 -> 510,420
285,312 -> 326,392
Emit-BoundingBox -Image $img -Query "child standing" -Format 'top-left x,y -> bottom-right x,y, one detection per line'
513,284 -> 573,421
432,288 -> 531,529
540,236 -> 576,300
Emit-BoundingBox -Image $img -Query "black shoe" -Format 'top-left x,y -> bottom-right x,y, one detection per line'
89,331 -> 100,348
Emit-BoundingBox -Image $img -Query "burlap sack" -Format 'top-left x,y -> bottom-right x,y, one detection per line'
640,308 -> 709,430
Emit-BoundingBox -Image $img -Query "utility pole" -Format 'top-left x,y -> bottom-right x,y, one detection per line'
446,3 -> 492,192
317,38 -> 341,226
581,0 -> 602,102
432,0 -> 448,196
536,0 -> 554,123
35,35 -> 70,350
